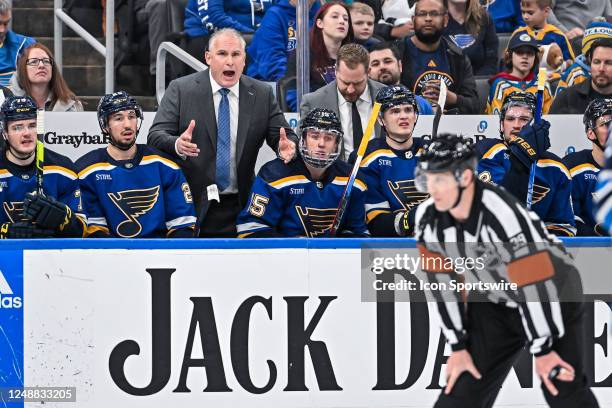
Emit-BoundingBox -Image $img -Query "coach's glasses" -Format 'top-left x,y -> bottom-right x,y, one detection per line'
26,58 -> 54,67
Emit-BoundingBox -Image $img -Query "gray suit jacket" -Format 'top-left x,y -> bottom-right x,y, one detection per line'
299,78 -> 385,159
147,70 -> 295,214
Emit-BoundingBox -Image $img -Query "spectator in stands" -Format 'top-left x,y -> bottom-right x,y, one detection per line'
300,43 -> 384,161
556,20 -> 612,97
147,29 -> 297,238
398,0 -> 479,114
236,108 -> 369,237
551,38 -> 612,114
367,42 -> 433,114
444,0 -> 499,76
350,2 -> 381,49
513,0 -> 574,65
284,2 -> 354,112
0,84 -> 12,106
246,0 -> 320,82
545,0 -> 612,41
135,0 -> 167,76
183,0 -> 275,60
484,0 -> 523,34
486,32 -> 553,115
377,0 -> 415,40
563,98 -> 611,236
0,0 -> 35,87
12,44 -> 83,112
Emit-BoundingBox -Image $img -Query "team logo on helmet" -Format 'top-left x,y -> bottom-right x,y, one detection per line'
295,206 -> 336,237
387,179 -> 430,211
107,185 -> 160,238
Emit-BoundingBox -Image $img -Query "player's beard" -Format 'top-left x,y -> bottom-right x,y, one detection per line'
111,135 -> 136,151
414,27 -> 443,44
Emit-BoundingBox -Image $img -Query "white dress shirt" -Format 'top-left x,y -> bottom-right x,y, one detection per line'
336,83 -> 371,160
210,71 -> 240,194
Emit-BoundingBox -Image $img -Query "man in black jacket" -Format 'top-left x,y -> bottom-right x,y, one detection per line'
551,38 -> 612,114
397,0 -> 479,114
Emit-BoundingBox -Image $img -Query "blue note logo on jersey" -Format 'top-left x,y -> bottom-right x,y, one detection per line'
295,206 -> 336,237
3,201 -> 25,223
449,34 -> 476,49
532,184 -> 550,205
387,179 -> 429,211
108,185 -> 160,238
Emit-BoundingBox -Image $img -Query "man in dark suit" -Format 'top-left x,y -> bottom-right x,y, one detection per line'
148,28 -> 297,237
300,43 -> 385,161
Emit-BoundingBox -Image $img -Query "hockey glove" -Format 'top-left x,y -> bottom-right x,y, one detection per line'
394,208 -> 417,237
508,119 -> 551,168
23,192 -> 74,231
0,222 -> 55,239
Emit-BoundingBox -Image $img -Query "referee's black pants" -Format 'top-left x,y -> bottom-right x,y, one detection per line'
434,301 -> 599,408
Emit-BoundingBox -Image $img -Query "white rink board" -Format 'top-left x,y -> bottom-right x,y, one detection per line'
20,248 -> 612,407
39,113 -> 589,168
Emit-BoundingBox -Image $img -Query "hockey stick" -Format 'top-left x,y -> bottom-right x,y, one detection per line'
526,68 -> 547,210
329,102 -> 382,237
431,80 -> 448,139
35,109 -> 45,196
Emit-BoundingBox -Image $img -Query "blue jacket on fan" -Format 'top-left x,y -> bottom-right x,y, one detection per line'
247,0 -> 319,81
184,0 -> 275,38
0,31 -> 35,87
486,0 -> 524,34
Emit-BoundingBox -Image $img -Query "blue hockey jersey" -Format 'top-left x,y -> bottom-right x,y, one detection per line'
595,142 -> 612,235
354,137 -> 428,236
76,145 -> 196,238
476,138 -> 576,236
236,158 -> 369,237
0,148 -> 85,235
563,149 -> 607,236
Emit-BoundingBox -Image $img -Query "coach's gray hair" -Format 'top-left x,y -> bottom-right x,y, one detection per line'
208,28 -> 247,52
0,0 -> 11,15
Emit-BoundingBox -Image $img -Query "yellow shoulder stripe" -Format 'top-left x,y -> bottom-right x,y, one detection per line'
141,155 -> 180,170
78,162 -> 115,178
269,175 -> 310,189
569,163 -> 599,177
44,165 -> 77,180
483,143 -> 506,159
537,159 -> 571,179
362,149 -> 394,167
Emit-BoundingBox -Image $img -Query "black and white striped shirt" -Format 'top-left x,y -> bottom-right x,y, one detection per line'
415,179 -> 577,356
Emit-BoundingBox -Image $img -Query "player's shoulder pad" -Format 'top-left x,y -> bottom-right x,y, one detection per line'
563,149 -> 599,176
476,137 -> 506,159
44,148 -> 78,180
259,158 -> 309,189
537,151 -> 571,179
139,144 -> 181,170
75,148 -> 111,177
327,160 -> 367,191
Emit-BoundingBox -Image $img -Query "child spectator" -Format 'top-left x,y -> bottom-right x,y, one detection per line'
513,0 -> 574,66
247,0 -> 320,81
556,20 -> 612,96
486,32 -> 553,115
350,2 -> 381,49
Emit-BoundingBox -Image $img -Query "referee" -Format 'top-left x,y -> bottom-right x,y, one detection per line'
413,133 -> 598,407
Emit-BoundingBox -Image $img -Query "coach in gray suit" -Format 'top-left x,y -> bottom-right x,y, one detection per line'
148,28 -> 297,237
300,43 -> 384,161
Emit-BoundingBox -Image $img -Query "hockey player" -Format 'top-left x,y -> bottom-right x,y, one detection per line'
595,128 -> 612,235
76,91 -> 196,238
0,95 -> 85,238
476,91 -> 575,236
414,133 -> 598,408
351,85 -> 428,237
236,108 -> 368,237
563,98 -> 611,236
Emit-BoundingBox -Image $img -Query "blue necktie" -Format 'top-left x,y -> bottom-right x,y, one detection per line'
216,88 -> 231,191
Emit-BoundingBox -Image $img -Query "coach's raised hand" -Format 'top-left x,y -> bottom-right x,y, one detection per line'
176,120 -> 200,157
278,127 -> 296,164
